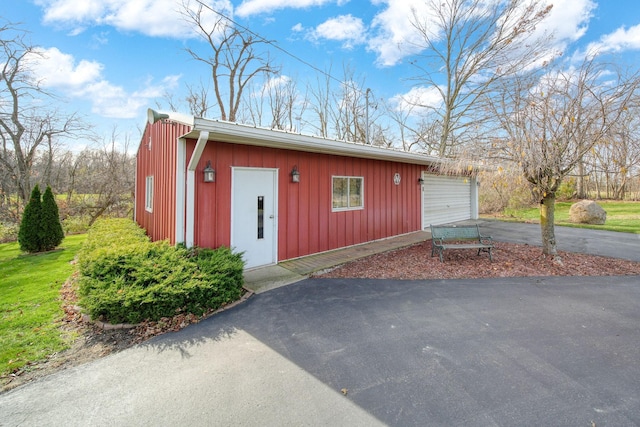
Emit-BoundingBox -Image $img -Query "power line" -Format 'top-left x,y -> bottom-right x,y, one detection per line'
196,0 -> 367,96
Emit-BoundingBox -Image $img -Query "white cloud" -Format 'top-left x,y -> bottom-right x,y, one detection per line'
529,0 -> 596,65
262,75 -> 292,92
367,0 -> 597,68
236,0 -> 345,18
584,23 -> 640,56
391,86 -> 442,115
310,14 -> 366,49
27,47 -> 180,119
37,0 -> 104,26
536,0 -> 595,45
36,0 -> 233,39
84,76 -> 180,118
29,47 -> 103,89
368,0 -> 437,67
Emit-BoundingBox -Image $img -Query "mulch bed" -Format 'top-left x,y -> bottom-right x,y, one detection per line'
313,241 -> 640,280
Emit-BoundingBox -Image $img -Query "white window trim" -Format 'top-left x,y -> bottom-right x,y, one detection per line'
145,175 -> 154,212
331,176 -> 364,212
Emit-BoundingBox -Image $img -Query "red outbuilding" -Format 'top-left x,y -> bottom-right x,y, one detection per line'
135,110 -> 479,269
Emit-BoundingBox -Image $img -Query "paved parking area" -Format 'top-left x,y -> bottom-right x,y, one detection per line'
2,273 -> 640,426
233,275 -> 640,426
476,220 -> 640,262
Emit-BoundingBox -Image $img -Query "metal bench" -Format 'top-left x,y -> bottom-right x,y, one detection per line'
430,224 -> 494,262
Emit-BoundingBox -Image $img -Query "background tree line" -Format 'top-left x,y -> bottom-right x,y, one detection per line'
1,138 -> 135,240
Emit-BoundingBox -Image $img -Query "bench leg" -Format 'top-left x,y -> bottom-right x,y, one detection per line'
477,247 -> 493,262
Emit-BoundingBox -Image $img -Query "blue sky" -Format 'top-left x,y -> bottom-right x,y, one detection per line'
3,0 -> 640,151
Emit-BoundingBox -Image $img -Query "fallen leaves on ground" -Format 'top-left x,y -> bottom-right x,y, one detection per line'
313,241 -> 640,280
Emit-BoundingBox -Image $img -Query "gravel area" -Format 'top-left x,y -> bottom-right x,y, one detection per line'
314,240 -> 640,279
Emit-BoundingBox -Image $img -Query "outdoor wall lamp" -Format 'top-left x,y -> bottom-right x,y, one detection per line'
291,165 -> 300,183
203,160 -> 215,183
418,177 -> 424,184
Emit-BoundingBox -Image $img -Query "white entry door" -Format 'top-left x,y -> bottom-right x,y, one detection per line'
231,168 -> 278,269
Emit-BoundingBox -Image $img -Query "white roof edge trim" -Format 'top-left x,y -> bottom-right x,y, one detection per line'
148,109 -> 195,127
189,117 -> 445,166
166,112 -> 195,126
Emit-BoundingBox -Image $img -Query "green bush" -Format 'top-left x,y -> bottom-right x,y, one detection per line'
17,185 -> 65,252
18,185 -> 43,253
40,186 -> 65,251
556,177 -> 577,201
62,215 -> 91,235
77,219 -> 245,324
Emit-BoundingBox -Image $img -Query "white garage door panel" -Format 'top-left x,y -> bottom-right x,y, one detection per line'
422,175 -> 471,227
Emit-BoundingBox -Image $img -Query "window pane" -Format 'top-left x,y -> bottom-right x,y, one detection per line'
332,177 -> 348,208
145,176 -> 153,212
349,178 -> 362,208
257,196 -> 264,239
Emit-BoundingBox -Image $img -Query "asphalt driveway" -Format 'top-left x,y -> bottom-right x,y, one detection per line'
477,219 -> 640,261
2,273 -> 640,426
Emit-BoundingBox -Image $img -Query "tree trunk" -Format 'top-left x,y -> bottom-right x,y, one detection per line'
576,161 -> 585,199
540,192 -> 561,261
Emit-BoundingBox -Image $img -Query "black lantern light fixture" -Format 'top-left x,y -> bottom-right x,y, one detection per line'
291,165 -> 300,183
418,177 -> 424,184
203,160 -> 215,183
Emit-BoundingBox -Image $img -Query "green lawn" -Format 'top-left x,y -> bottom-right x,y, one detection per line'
495,200 -> 640,234
0,234 -> 86,377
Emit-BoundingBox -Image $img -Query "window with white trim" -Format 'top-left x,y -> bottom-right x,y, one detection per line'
145,176 -> 154,212
332,176 -> 364,211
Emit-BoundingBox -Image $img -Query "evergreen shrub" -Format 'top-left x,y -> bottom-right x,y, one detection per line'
40,186 -> 65,251
18,185 -> 43,253
17,185 -> 65,252
77,218 -> 245,324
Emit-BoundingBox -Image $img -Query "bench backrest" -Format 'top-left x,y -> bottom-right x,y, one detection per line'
430,224 -> 480,240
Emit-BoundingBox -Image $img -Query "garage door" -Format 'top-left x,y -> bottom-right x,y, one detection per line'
422,174 -> 472,227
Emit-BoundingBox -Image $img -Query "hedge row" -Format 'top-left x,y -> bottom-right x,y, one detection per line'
77,219 -> 245,324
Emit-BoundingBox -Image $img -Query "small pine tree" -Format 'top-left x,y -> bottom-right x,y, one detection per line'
18,185 -> 43,253
40,185 -> 64,251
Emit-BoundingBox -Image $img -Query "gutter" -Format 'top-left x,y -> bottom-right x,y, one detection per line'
184,130 -> 210,248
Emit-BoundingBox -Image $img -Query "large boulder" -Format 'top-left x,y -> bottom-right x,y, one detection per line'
569,200 -> 606,225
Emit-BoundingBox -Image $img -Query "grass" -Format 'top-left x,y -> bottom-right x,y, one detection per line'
0,234 -> 86,377
495,200 -> 640,234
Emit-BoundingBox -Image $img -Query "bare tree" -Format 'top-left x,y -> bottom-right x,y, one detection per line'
586,98 -> 640,199
0,21 -> 87,205
331,65 -> 378,143
267,76 -> 303,131
307,69 -> 333,137
488,58 -> 638,260
185,80 -> 214,117
70,129 -> 135,226
408,0 -> 553,157
243,80 -> 266,127
181,1 -> 279,123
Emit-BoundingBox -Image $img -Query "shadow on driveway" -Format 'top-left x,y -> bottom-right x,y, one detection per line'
209,275 -> 640,425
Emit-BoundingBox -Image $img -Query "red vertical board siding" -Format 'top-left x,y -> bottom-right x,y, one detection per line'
135,121 -> 192,244
141,126 -> 424,262
295,154 -> 309,256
